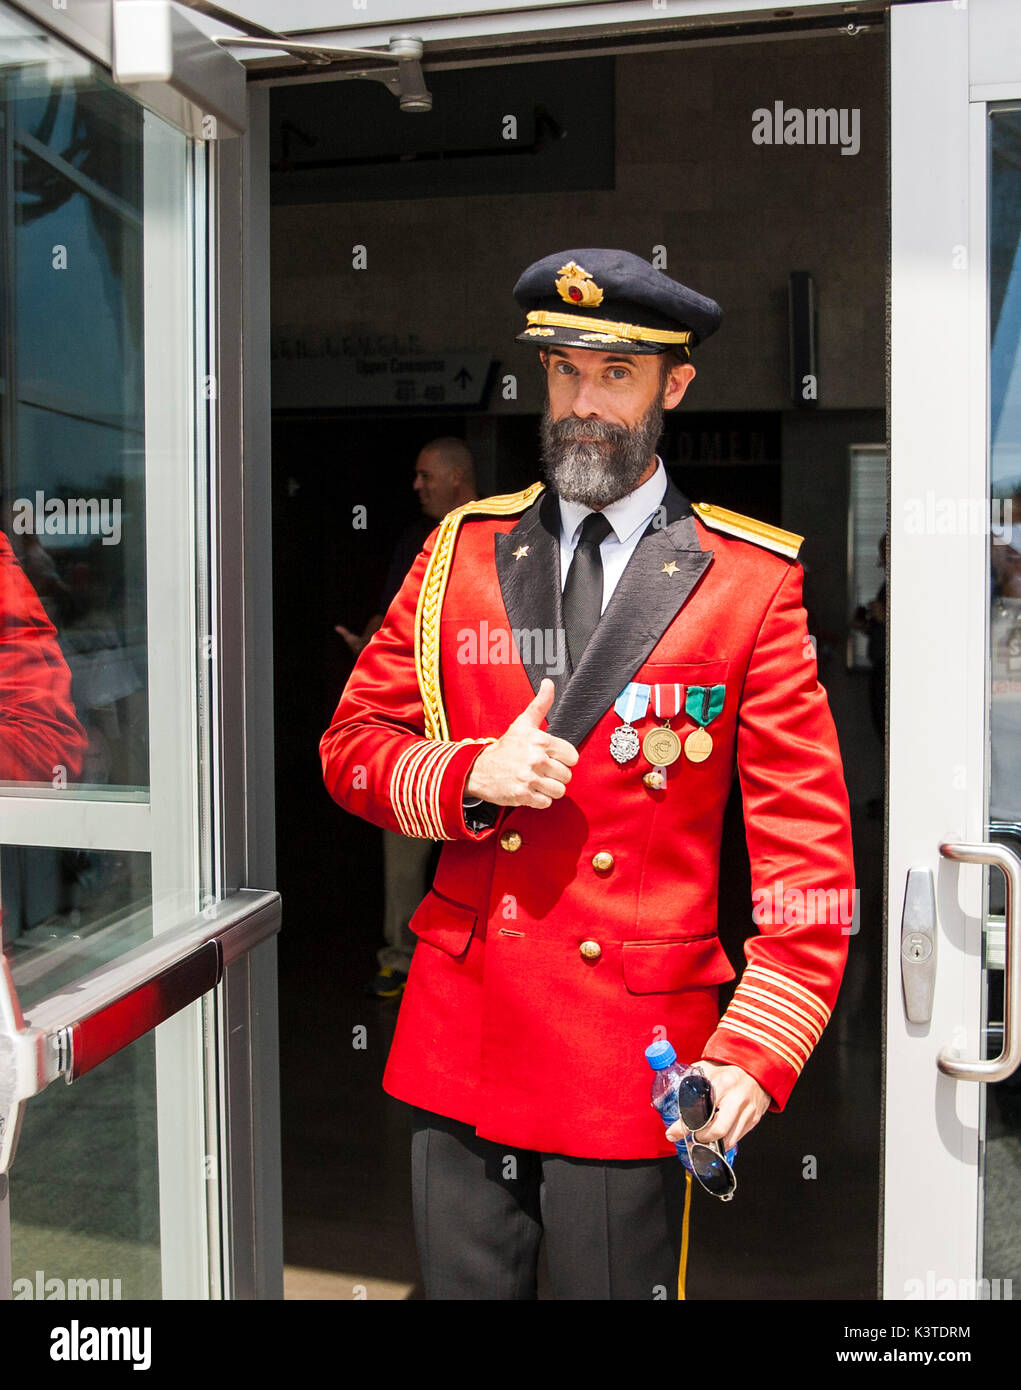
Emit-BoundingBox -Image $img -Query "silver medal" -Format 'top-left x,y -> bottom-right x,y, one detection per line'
610,724 -> 641,764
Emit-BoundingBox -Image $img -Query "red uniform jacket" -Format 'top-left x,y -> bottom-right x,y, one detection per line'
0,533 -> 86,783
321,481 -> 854,1159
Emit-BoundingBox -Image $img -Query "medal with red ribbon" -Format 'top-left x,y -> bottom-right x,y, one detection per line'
642,683 -> 684,769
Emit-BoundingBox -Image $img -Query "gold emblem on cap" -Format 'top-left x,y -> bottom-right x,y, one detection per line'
555,261 -> 604,308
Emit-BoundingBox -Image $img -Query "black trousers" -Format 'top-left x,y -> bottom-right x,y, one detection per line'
410,1107 -> 691,1300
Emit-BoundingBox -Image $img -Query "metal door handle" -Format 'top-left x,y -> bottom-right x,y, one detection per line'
937,842 -> 1021,1081
0,889 -> 280,1173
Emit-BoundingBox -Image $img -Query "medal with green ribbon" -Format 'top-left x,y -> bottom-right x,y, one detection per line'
683,684 -> 725,762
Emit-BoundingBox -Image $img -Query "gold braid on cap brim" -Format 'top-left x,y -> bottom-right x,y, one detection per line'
523,310 -> 694,345
415,482 -> 546,740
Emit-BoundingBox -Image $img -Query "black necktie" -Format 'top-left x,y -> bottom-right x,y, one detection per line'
562,511 -> 613,672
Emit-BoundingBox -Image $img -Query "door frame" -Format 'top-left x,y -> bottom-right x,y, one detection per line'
0,0 -> 281,1299
887,0 -> 1021,1299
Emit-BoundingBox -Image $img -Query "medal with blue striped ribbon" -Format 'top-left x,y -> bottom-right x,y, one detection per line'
610,682 -> 650,764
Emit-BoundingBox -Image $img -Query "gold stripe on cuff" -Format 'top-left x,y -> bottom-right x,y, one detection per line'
744,966 -> 832,1025
722,1001 -> 812,1065
715,1018 -> 806,1075
732,985 -> 824,1046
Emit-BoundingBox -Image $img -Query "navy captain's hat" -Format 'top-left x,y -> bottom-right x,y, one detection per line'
512,248 -> 722,356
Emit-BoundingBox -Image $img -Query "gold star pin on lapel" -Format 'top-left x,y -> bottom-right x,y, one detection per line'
513,545 -> 530,560
661,560 -> 680,577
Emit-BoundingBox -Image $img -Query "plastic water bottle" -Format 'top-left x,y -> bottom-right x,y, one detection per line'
645,1039 -> 737,1172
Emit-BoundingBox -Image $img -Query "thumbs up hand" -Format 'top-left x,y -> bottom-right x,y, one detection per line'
465,679 -> 579,808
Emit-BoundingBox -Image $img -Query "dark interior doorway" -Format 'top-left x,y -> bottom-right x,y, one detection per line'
269,30 -> 885,1300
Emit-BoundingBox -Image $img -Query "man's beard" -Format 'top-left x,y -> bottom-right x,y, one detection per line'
540,396 -> 664,509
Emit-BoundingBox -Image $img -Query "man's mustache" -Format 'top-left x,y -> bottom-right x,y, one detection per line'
547,416 -> 631,445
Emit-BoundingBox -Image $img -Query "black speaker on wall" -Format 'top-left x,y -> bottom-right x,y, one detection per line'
788,271 -> 818,409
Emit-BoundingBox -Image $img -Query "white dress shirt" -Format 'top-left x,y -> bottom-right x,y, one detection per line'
558,458 -> 668,612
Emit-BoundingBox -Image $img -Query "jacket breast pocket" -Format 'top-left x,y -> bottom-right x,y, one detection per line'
408,888 -> 477,959
637,658 -> 731,690
621,937 -> 737,994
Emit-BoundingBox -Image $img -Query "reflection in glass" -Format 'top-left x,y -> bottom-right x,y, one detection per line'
10,1031 -> 161,1300
1,845 -> 151,1011
0,528 -> 86,784
2,840 -> 158,1296
0,14 -> 148,790
985,107 -> 1021,1293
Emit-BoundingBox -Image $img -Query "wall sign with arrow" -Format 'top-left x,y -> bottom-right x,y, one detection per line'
272,347 -> 495,410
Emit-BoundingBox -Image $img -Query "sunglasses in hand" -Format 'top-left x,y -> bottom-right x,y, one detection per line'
673,1067 -> 738,1202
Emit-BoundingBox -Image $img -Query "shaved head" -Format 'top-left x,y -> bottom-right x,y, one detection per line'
414,437 -> 477,520
420,437 -> 474,476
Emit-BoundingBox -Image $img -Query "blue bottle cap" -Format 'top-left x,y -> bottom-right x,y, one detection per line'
645,1040 -> 677,1070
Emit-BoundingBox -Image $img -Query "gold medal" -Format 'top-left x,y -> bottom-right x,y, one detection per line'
642,725 -> 682,768
684,727 -> 713,762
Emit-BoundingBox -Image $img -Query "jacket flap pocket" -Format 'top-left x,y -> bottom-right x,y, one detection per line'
639,659 -> 730,687
622,937 -> 737,994
409,889 -> 477,959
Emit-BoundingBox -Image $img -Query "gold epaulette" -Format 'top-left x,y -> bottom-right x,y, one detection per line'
691,501 -> 803,560
415,482 -> 546,740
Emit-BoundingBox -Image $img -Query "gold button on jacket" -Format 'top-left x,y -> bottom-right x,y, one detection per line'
579,940 -> 602,961
591,851 -> 614,872
500,830 -> 522,852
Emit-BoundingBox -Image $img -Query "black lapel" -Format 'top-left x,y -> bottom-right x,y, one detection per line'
493,488 -> 570,710
546,477 -> 714,748
492,477 -> 714,749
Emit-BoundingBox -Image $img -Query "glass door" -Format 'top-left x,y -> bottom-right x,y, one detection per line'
0,2 -> 279,1300
981,99 -> 1021,1298
887,0 -> 1021,1301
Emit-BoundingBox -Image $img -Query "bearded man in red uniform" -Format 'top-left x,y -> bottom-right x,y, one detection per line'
321,249 -> 855,1300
